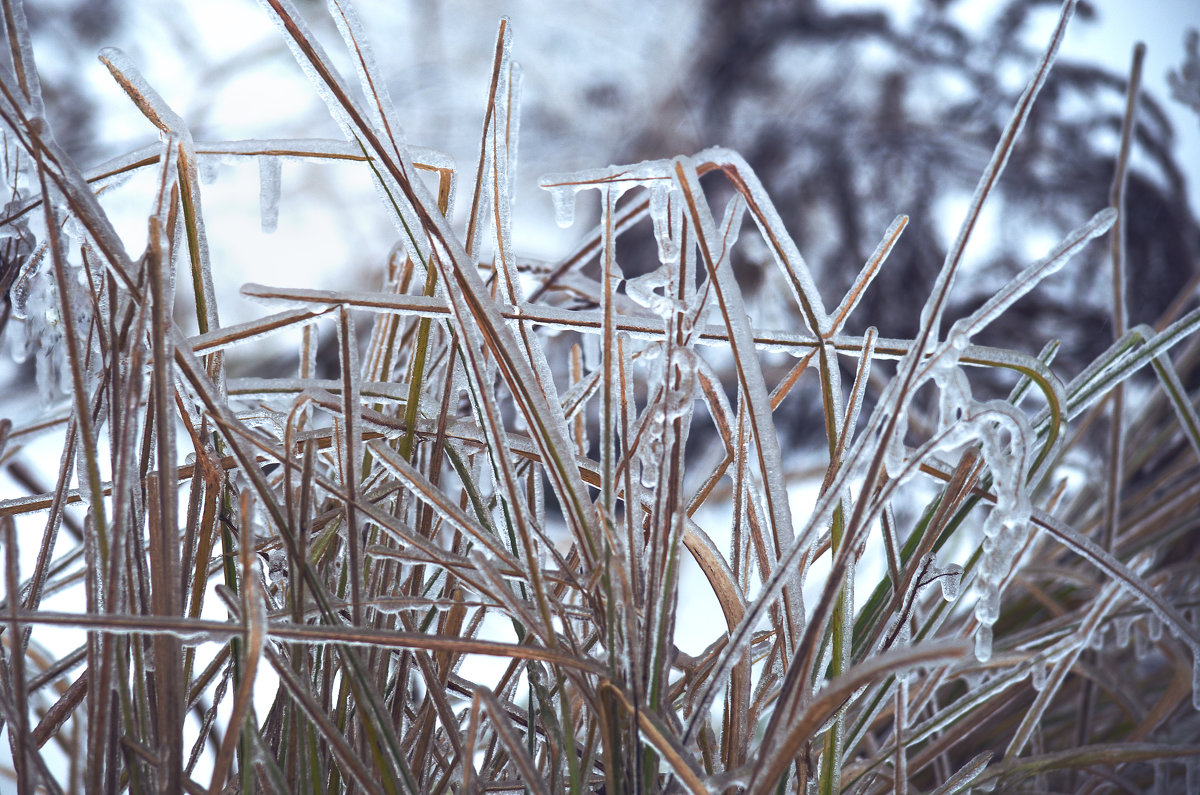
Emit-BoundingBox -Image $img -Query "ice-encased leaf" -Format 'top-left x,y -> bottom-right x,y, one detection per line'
326,0 -> 408,157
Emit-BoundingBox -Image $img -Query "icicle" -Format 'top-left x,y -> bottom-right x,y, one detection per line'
639,405 -> 665,489
961,668 -> 986,692
931,354 -> 972,433
259,156 -> 282,233
548,184 -> 579,229
1148,614 -> 1163,641
884,431 -> 908,477
1030,656 -> 1047,691
199,155 -> 220,184
975,579 -> 1001,625
1153,761 -> 1167,795
1134,623 -> 1150,660
974,623 -> 993,663
648,181 -> 679,264
1115,615 -> 1133,647
1192,657 -> 1200,711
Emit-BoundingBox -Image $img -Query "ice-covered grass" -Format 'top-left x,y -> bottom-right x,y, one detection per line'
1,0 -> 1199,791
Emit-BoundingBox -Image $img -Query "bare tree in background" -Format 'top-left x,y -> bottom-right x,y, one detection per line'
621,0 -> 1199,366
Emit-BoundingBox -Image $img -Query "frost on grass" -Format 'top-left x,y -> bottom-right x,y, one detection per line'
0,0 -> 1198,793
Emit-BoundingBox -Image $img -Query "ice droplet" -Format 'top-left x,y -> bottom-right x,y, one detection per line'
259,156 -> 281,234
1148,614 -> 1163,641
936,564 -> 963,601
974,772 -> 997,792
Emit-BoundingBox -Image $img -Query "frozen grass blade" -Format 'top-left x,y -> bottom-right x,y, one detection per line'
674,154 -> 803,648
919,0 -> 1078,349
206,491 -> 267,795
3,516 -> 32,794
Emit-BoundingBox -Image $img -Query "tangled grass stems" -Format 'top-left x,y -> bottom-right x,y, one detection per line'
0,0 -> 1198,792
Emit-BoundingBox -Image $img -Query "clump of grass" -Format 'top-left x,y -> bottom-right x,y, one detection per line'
1,0 -> 1198,792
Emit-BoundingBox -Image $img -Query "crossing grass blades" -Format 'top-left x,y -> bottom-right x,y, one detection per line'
0,0 -> 1199,791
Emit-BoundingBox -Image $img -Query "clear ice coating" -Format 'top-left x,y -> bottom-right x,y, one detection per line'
625,267 -> 676,319
326,0 -> 407,154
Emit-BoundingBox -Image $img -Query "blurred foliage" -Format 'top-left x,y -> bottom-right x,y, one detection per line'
624,0 -> 1199,365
